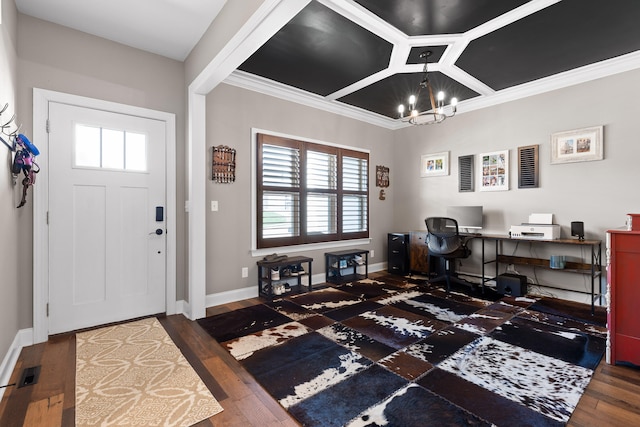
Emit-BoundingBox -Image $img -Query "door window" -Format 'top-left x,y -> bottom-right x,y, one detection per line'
74,124 -> 147,171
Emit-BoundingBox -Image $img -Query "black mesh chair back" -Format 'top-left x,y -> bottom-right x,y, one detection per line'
425,217 -> 471,291
425,217 -> 470,259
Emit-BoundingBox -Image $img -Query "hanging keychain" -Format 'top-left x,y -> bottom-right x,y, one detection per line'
12,134 -> 40,208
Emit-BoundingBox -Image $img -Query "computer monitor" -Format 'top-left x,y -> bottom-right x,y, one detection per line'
446,206 -> 483,232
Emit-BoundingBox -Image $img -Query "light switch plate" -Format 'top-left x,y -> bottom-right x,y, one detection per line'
211,200 -> 219,211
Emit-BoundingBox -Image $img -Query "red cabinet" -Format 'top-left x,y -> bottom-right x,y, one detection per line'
606,230 -> 640,366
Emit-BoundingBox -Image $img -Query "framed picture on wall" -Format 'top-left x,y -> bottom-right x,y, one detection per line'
420,151 -> 449,177
550,125 -> 603,164
479,150 -> 509,191
376,165 -> 390,187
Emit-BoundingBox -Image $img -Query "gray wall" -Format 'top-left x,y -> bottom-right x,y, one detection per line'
15,14 -> 187,328
393,68 -> 640,303
205,83 -> 396,294
0,0 -> 19,361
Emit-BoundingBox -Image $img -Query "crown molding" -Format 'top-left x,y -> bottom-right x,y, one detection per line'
224,70 -> 402,129
458,50 -> 640,114
225,50 -> 640,130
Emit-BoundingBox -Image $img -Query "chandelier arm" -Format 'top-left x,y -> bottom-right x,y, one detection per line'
421,52 -> 438,118
416,85 -> 424,107
426,82 -> 437,118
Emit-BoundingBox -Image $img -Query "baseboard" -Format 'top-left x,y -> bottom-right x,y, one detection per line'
369,261 -> 386,273
0,328 -> 33,400
175,300 -> 188,317
206,286 -> 258,309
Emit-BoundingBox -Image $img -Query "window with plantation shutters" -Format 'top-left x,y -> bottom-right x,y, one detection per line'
306,148 -> 338,236
260,141 -> 300,240
342,155 -> 368,233
257,133 -> 369,249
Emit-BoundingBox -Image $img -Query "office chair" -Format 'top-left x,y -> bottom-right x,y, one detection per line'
425,217 -> 471,292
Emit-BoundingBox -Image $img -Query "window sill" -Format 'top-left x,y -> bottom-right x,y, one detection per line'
251,238 -> 371,258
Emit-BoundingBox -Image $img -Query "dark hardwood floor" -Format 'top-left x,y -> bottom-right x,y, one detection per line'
1,273 -> 639,426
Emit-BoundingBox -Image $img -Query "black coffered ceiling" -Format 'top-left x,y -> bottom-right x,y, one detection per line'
354,0 -> 530,36
239,1 -> 393,96
457,0 -> 640,91
338,70 -> 481,119
232,0 -> 640,128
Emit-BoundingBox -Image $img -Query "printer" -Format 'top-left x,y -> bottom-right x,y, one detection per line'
509,213 -> 561,240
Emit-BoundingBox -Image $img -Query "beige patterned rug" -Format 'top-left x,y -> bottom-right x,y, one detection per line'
76,317 -> 223,426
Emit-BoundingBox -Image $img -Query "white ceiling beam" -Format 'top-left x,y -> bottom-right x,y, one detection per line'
317,0 -> 407,45
191,0 -> 311,95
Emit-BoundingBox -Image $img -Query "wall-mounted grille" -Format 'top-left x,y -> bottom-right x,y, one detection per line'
518,144 -> 539,188
18,366 -> 41,388
458,155 -> 474,192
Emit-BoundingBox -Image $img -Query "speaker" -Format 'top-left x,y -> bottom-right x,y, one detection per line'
571,221 -> 585,240
496,273 -> 527,297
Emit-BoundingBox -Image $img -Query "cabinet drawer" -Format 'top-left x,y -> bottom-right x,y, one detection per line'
613,333 -> 640,365
611,233 -> 640,253
409,231 -> 430,274
388,234 -> 406,249
388,233 -> 409,275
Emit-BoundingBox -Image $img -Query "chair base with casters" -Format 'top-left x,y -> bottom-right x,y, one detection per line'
427,256 -> 470,292
425,217 -> 472,293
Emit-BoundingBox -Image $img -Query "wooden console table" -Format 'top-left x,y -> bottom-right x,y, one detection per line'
478,234 -> 602,314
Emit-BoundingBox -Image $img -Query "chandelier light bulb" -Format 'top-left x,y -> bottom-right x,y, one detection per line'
408,95 -> 416,106
437,91 -> 445,101
451,97 -> 458,107
398,104 -> 405,116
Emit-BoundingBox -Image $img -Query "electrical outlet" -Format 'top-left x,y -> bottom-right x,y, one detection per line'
241,267 -> 248,278
370,250 -> 374,258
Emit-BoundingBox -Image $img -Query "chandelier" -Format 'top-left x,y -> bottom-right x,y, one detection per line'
397,50 -> 458,125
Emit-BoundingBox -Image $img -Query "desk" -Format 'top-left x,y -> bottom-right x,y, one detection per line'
477,234 -> 602,313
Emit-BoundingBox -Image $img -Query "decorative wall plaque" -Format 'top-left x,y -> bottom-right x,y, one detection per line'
376,165 -> 389,187
212,145 -> 236,183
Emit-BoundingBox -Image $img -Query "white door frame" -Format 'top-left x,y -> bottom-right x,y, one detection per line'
32,88 -> 177,344
185,0 -> 308,321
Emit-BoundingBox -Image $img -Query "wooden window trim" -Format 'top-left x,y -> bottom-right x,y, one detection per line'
257,133 -> 369,249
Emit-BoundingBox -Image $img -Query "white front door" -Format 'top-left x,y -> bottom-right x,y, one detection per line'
48,102 -> 167,334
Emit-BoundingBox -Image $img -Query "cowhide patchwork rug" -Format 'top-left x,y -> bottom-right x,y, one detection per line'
197,276 -> 606,426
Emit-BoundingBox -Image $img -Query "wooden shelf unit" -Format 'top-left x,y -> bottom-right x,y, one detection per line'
495,254 -> 601,275
479,235 -> 602,313
257,256 -> 313,299
325,249 -> 369,284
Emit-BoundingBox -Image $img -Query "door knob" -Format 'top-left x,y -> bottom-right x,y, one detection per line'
149,229 -> 163,235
